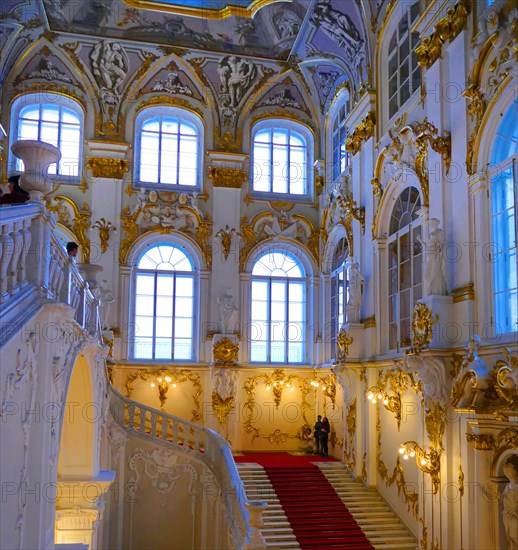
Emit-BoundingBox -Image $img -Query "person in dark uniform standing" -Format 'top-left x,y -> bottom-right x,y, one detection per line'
320,416 -> 330,457
313,415 -> 322,455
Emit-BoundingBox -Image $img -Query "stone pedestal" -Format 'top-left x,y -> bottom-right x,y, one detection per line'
420,295 -> 455,348
343,322 -> 365,360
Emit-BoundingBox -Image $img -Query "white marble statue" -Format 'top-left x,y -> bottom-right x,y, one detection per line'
217,56 -> 257,108
503,455 -> 518,550
418,218 -> 447,296
217,288 -> 238,335
91,41 -> 129,95
346,261 -> 364,323
96,279 -> 115,331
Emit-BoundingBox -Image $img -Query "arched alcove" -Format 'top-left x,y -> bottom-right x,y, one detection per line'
57,354 -> 97,479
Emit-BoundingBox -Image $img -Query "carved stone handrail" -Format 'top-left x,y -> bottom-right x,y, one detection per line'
0,202 -> 101,342
109,385 -> 258,549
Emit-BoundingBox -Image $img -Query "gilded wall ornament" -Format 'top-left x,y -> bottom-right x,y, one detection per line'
334,328 -> 353,365
366,366 -> 420,430
243,369 -> 312,443
125,368 -> 202,421
215,225 -> 240,261
376,414 -> 419,518
415,0 -> 471,69
495,348 -> 518,413
399,441 -> 441,494
93,218 -> 116,254
208,167 -> 248,188
408,302 -> 439,354
213,337 -> 239,366
239,211 -> 318,270
211,392 -> 235,426
87,157 -> 129,179
345,111 -> 375,156
119,190 -> 212,268
47,195 -> 92,262
344,399 -> 356,471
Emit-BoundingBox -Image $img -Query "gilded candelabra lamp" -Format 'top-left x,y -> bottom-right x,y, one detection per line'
399,441 -> 441,493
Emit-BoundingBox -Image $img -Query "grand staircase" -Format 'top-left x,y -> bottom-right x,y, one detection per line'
237,461 -> 417,550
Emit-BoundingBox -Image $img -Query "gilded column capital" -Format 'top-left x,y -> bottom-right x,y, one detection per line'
87,156 -> 129,179
208,166 -> 248,188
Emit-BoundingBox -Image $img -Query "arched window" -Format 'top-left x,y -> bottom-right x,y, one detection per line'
251,120 -> 312,197
332,105 -> 349,181
489,102 -> 517,334
135,107 -> 202,188
387,187 -> 422,350
9,93 -> 83,181
330,237 -> 350,344
250,250 -> 306,363
132,243 -> 195,360
388,2 -> 420,119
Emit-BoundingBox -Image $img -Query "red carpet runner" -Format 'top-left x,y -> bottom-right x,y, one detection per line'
235,453 -> 374,550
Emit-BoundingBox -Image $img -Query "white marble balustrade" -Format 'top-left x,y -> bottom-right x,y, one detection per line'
0,203 -> 100,337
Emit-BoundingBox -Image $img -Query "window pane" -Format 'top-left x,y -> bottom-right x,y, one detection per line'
174,339 -> 192,360
136,296 -> 154,316
175,276 -> 193,297
136,274 -> 155,295
155,338 -> 172,359
251,342 -> 267,362
135,316 -> 154,337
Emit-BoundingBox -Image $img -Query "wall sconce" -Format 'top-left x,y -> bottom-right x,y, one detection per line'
265,375 -> 295,407
311,371 -> 336,408
150,375 -> 177,408
215,225 -> 240,261
93,218 -> 116,254
366,385 -> 402,429
399,441 -> 441,493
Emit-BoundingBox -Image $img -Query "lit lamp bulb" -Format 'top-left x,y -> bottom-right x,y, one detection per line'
399,447 -> 405,455
322,386 -> 326,391
172,383 -> 177,388
409,450 -> 415,457
165,376 -> 172,383
150,382 -> 155,388
158,377 -> 163,383
421,458 -> 427,466
403,454 -> 409,460
383,398 -> 389,405
280,380 -> 284,386
377,393 -> 383,400
273,382 -> 277,387
290,387 -> 294,392
367,392 -> 374,400
266,385 -> 271,391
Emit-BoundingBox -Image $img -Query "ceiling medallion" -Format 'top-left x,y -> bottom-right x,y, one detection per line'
122,0 -> 290,19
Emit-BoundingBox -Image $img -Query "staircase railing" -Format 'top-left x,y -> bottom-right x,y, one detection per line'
109,385 -> 252,548
0,203 -> 101,342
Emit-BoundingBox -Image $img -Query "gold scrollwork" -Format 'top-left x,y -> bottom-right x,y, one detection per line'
47,195 -> 91,262
208,167 -> 248,188
345,111 -> 376,156
377,415 -> 419,517
344,399 -> 356,471
415,0 -> 471,69
243,369 -> 312,443
411,120 -> 451,207
211,392 -> 234,425
336,193 -> 366,237
495,348 -> 518,412
87,157 -> 128,180
400,441 -> 441,494
213,337 -> 239,366
408,302 -> 439,354
124,368 -> 202,421
466,432 -> 495,451
334,328 -> 353,366
92,218 -> 116,254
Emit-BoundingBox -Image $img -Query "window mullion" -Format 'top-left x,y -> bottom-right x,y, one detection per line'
172,274 -> 176,361
285,279 -> 290,363
266,277 -> 272,363
176,128 -> 181,186
153,271 -> 158,360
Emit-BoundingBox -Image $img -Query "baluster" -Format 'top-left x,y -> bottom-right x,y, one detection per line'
18,219 -> 32,288
150,411 -> 157,437
127,403 -> 135,429
139,408 -> 146,433
162,416 -> 168,442
0,225 -> 14,302
173,420 -> 179,445
193,427 -> 201,452
8,223 -> 23,296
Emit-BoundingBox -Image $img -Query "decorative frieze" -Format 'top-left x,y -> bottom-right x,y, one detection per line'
87,157 -> 129,179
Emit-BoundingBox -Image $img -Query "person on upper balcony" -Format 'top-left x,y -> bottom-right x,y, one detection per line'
0,175 -> 30,204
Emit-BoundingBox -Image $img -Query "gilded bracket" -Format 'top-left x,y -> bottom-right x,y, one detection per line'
345,111 -> 375,156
